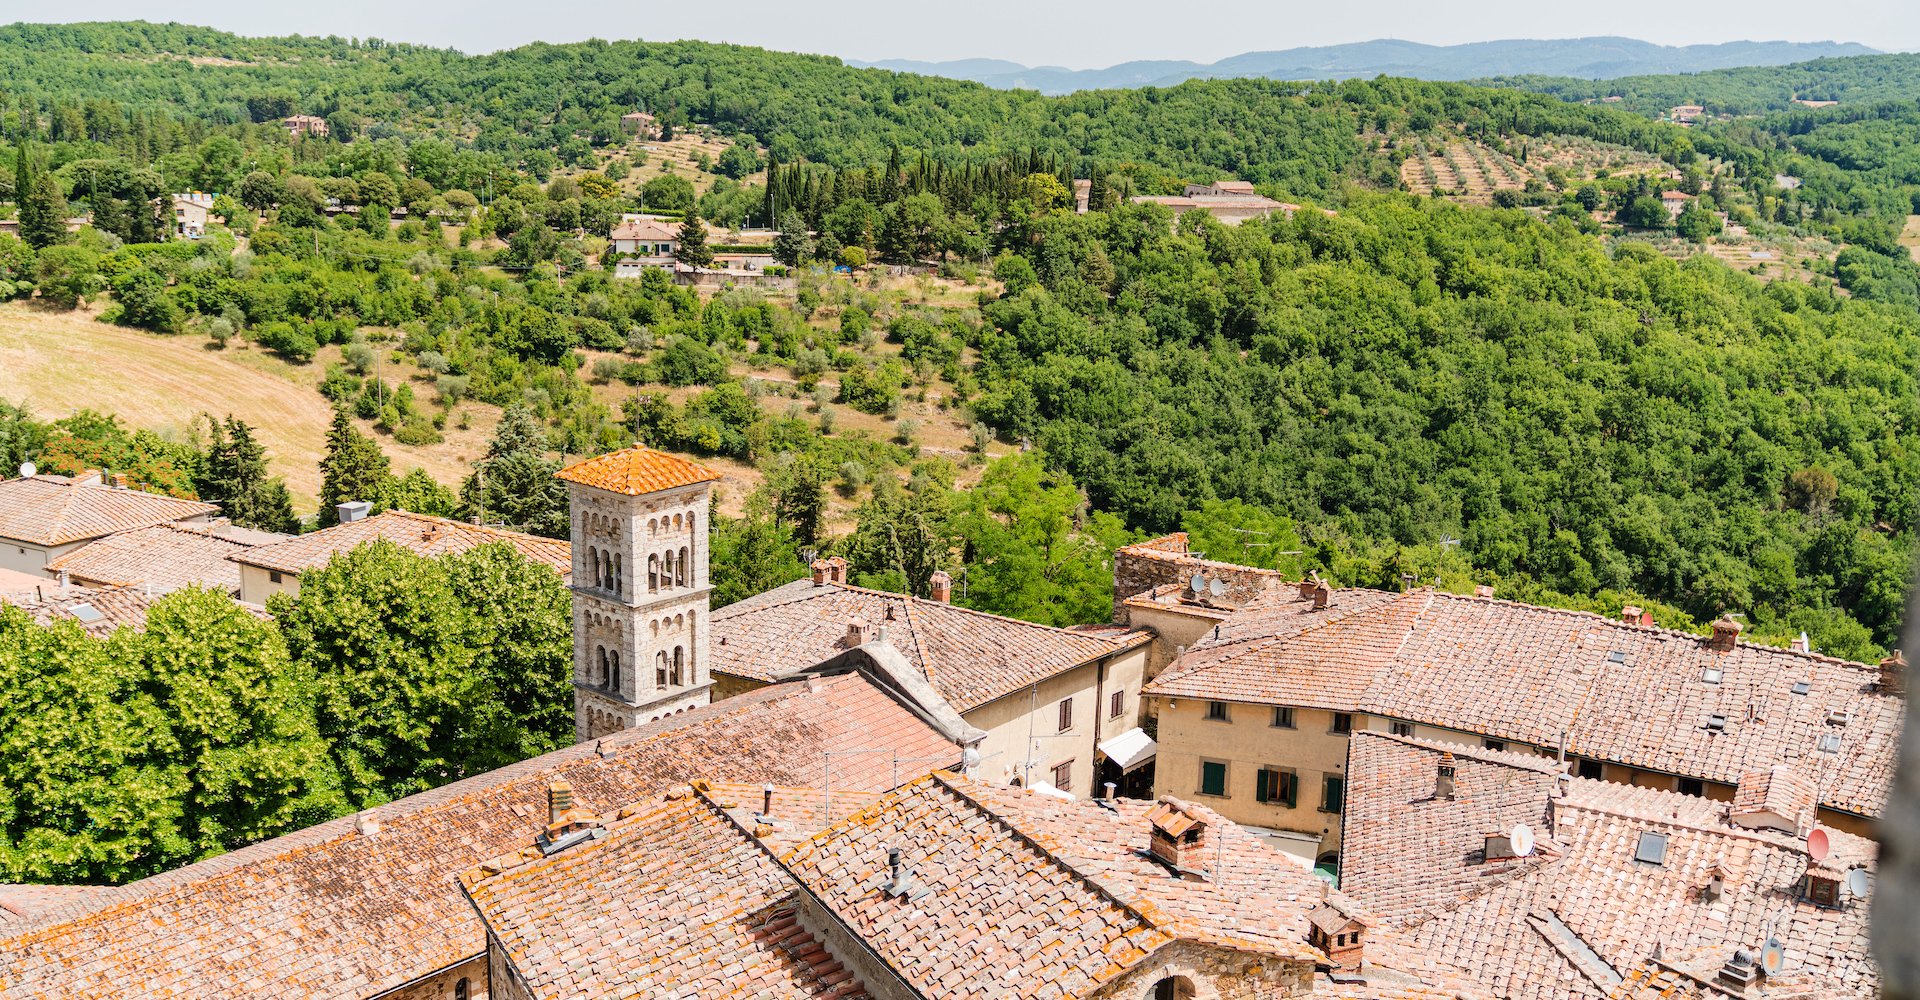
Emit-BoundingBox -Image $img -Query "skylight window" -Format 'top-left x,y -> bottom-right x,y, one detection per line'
67,603 -> 103,623
1702,666 -> 1723,685
1818,733 -> 1843,754
1635,832 -> 1668,866
1607,650 -> 1626,665
1791,681 -> 1811,696
1705,714 -> 1727,731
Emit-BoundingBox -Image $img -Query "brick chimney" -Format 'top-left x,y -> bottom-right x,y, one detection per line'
1708,615 -> 1742,652
1473,585 -> 1495,598
1306,899 -> 1368,973
846,616 -> 868,647
811,559 -> 831,587
928,570 -> 952,603
1145,798 -> 1208,876
1622,605 -> 1642,624
826,556 -> 847,585
1435,753 -> 1457,800
1879,650 -> 1906,697
548,779 -> 575,826
1311,582 -> 1332,611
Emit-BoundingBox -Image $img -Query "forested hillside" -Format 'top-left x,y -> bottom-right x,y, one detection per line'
1486,53 -> 1920,116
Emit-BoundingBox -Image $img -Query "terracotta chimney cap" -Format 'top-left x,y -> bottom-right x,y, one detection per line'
1474,585 -> 1496,599
1708,615 -> 1743,652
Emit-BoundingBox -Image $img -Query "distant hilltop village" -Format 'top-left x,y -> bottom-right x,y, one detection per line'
0,446 -> 1903,999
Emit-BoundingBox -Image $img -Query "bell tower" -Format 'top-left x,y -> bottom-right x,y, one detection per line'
557,445 -> 721,741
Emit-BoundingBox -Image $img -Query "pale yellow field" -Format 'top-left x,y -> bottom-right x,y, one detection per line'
1901,215 -> 1920,263
0,303 -> 499,512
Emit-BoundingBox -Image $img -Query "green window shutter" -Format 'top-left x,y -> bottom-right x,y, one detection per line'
1201,761 -> 1227,797
1282,771 -> 1298,808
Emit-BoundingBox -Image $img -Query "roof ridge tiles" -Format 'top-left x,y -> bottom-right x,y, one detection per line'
1360,731 -> 1568,776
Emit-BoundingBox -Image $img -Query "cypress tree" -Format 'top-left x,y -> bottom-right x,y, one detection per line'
674,208 -> 714,269
317,408 -> 391,526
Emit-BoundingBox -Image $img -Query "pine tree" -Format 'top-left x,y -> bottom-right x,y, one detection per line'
674,208 -> 714,269
773,210 -> 810,267
318,408 -> 391,526
15,142 -> 66,250
460,403 -> 568,538
200,416 -> 297,533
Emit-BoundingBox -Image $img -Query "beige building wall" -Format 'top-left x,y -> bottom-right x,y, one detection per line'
378,953 -> 488,1000
237,562 -> 302,604
1123,602 -> 1225,681
1151,696 -> 1355,860
0,538 -> 84,575
961,647 -> 1147,798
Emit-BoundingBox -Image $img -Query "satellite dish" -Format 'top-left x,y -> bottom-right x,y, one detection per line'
1847,868 -> 1869,898
1209,577 -> 1228,598
961,746 -> 983,771
17,461 -> 34,478
1761,937 -> 1785,976
1511,823 -> 1536,858
1807,827 -> 1831,863
1189,573 -> 1207,594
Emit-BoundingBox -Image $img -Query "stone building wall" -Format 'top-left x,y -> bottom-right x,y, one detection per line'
1112,533 -> 1288,622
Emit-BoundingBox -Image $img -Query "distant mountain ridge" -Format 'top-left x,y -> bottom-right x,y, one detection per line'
855,37 -> 1880,94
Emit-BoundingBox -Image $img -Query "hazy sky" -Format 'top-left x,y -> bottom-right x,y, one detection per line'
4,0 -> 1915,66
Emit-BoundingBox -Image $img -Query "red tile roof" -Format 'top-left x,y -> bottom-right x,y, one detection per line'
1341,734 -> 1879,1000
44,521 -> 275,594
232,510 -> 571,578
556,446 -> 720,496
0,475 -> 216,546
712,580 -> 1150,710
0,673 -> 959,1000
461,790 -> 868,1000
1148,588 -> 1901,817
0,583 -> 163,637
610,218 -> 680,242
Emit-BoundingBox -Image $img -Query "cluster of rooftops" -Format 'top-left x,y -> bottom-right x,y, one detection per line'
0,459 -> 1902,998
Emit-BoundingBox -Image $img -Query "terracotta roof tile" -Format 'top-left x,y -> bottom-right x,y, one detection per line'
1341,733 -> 1879,1000
0,673 -> 958,1000
233,510 -> 570,578
1147,588 -> 1901,817
713,580 -> 1148,710
461,791 -> 869,1000
0,583 -> 164,637
0,475 -> 216,546
556,446 -> 720,496
44,521 -> 278,595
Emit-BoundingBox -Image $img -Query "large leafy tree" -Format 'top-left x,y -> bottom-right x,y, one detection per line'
952,454 -> 1136,627
271,540 -> 571,806
0,591 -> 344,883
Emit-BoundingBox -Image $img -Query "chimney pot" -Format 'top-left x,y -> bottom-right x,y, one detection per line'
1474,585 -> 1495,598
1790,632 -> 1811,653
1104,781 -> 1117,800
826,556 -> 847,585
354,809 -> 380,836
929,570 -> 953,603
1708,615 -> 1742,652
1622,605 -> 1642,624
1436,754 -> 1457,800
1879,650 -> 1906,697
548,779 -> 575,825
762,783 -> 775,816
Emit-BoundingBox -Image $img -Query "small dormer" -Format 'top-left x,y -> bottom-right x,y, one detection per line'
1145,798 -> 1208,875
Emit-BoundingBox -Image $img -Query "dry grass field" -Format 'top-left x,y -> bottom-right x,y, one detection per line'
1901,215 -> 1920,263
0,303 -> 501,513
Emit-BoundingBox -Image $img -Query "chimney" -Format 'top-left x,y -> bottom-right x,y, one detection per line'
1708,616 -> 1742,652
1435,754 -> 1457,800
1622,605 -> 1643,625
826,556 -> 847,585
1473,585 -> 1495,598
1790,632 -> 1812,654
1296,579 -> 1318,600
354,809 -> 381,836
548,779 -> 575,825
1717,949 -> 1761,991
1145,799 -> 1208,876
1878,650 -> 1906,697
110,473 -> 128,489
846,616 -> 868,647
337,500 -> 372,524
811,559 -> 831,587
928,570 -> 952,603
761,783 -> 775,817
1311,582 -> 1332,611
1306,900 -> 1368,974
1104,781 -> 1117,801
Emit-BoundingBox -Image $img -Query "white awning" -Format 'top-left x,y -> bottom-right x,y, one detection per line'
1029,781 -> 1077,801
1098,727 -> 1157,773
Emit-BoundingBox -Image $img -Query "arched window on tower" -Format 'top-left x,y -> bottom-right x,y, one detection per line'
588,546 -> 600,588
648,553 -> 660,592
656,651 -> 668,689
614,553 -> 623,596
672,646 -> 684,686
608,651 -> 622,693
596,646 -> 608,687
677,546 -> 689,587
